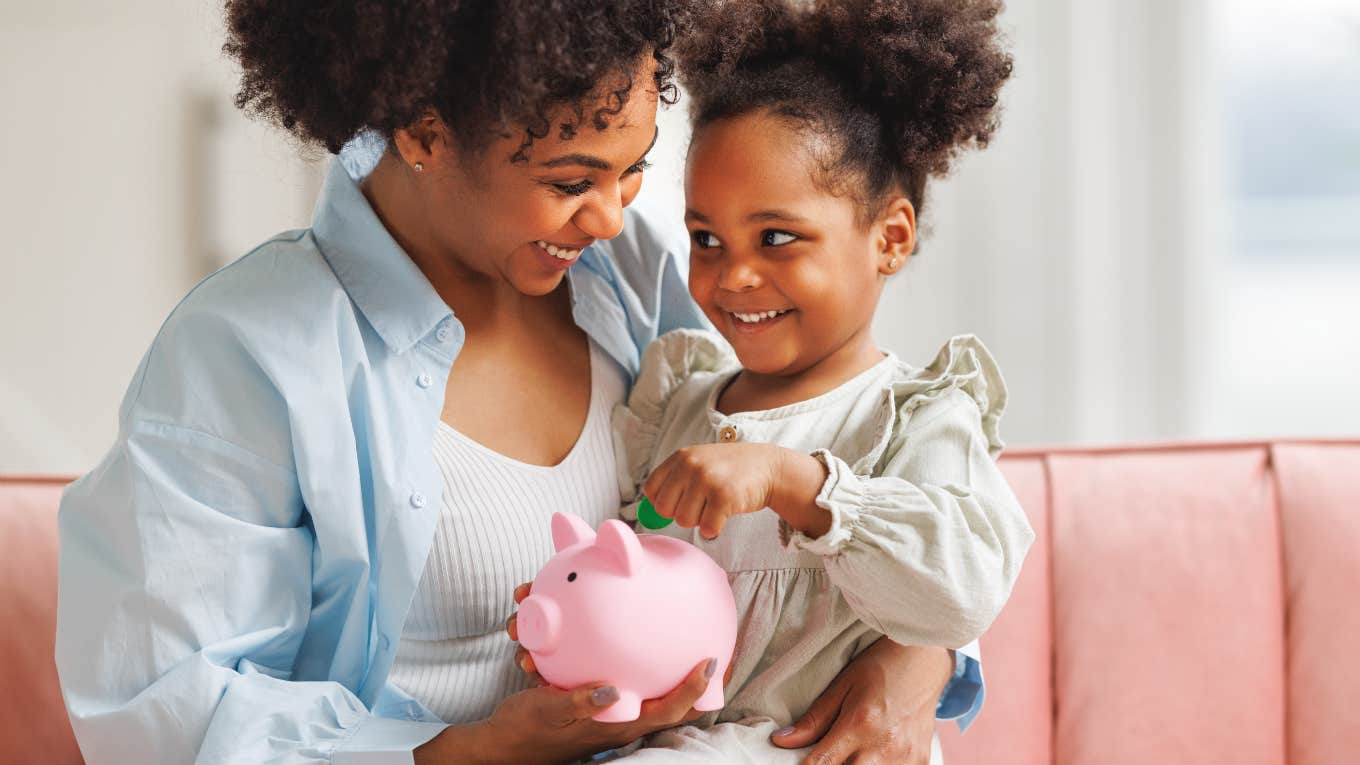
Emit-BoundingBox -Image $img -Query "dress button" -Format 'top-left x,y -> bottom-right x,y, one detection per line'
416,373 -> 433,388
719,425 -> 738,443
410,492 -> 427,509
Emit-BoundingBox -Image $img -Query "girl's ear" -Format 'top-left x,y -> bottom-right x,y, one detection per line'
876,197 -> 917,275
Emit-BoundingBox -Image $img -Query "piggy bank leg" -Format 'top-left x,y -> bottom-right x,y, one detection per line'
591,689 -> 643,723
694,671 -> 725,712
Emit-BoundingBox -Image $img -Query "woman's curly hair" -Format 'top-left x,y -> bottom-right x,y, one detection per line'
223,0 -> 688,157
678,0 -> 1012,222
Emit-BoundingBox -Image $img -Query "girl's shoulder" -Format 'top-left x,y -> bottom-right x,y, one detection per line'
623,328 -> 739,425
880,334 -> 1009,458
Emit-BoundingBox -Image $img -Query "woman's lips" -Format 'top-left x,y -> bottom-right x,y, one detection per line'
532,240 -> 587,270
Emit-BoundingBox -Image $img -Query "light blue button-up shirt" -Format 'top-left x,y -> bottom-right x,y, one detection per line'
55,135 -> 985,765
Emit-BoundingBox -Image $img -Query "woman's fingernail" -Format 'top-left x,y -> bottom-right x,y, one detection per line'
774,727 -> 796,738
592,686 -> 620,706
704,658 -> 718,679
519,656 -> 532,672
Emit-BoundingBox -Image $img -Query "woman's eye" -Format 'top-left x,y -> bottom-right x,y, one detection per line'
624,159 -> 652,176
762,230 -> 798,247
692,231 -> 722,249
553,180 -> 593,196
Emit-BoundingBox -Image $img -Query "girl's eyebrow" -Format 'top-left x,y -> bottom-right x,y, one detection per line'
538,127 -> 659,170
747,210 -> 807,223
685,208 -> 809,224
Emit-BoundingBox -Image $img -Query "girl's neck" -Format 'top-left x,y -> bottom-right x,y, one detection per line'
716,326 -> 886,415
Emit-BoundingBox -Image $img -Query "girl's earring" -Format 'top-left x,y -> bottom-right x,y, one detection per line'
888,257 -> 900,271
413,162 -> 425,173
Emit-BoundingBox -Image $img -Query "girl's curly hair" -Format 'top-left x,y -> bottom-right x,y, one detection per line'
223,0 -> 688,157
678,0 -> 1012,222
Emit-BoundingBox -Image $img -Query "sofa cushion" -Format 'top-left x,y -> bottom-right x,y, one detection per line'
1275,443 -> 1360,765
0,477 -> 83,765
1049,447 -> 1286,764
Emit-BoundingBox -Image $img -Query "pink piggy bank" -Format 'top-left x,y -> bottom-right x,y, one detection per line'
516,512 -> 738,722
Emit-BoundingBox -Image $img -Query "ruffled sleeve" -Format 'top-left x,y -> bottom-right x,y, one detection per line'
612,329 -> 737,509
780,335 -> 1035,648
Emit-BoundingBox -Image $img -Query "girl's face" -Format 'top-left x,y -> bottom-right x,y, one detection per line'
396,59 -> 660,297
684,111 -> 914,377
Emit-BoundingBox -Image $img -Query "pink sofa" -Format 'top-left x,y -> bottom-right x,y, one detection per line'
5,440 -> 1358,764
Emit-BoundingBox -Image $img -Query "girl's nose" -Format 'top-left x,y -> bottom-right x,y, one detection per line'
718,256 -> 762,292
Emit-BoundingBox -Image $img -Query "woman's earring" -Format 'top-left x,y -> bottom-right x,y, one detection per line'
413,162 -> 425,173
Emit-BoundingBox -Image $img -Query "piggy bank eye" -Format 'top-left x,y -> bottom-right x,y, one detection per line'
567,572 -> 577,582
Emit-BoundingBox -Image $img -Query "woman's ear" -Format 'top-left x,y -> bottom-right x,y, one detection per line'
392,110 -> 452,175
876,197 -> 916,276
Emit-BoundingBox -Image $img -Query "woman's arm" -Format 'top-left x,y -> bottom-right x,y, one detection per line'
57,420 -> 448,764
771,639 -> 955,765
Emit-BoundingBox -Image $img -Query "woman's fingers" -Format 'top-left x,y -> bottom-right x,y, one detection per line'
638,657 -> 716,727
771,674 -> 847,749
505,613 -> 517,641
513,582 -> 531,603
515,645 -> 538,676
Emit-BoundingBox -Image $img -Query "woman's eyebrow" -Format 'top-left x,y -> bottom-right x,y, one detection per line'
538,127 -> 660,170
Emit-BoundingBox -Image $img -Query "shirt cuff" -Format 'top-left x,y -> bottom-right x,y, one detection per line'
332,716 -> 448,765
779,449 -> 861,555
935,651 -> 985,733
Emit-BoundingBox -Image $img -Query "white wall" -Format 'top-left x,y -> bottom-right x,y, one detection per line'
0,3 -> 321,474
3,0 -> 1356,475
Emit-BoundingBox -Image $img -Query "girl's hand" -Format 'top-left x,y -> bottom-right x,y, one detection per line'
643,443 -> 809,539
771,638 -> 953,765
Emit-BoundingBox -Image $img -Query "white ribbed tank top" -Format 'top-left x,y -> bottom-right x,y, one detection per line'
388,339 -> 627,724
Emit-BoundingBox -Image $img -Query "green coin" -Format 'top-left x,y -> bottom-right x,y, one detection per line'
637,496 -> 673,530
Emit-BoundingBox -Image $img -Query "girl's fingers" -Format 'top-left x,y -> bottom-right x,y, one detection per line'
642,458 -> 678,515
673,489 -> 707,530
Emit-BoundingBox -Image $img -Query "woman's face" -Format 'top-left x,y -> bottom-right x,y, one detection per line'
684,111 -> 911,377
405,61 -> 660,297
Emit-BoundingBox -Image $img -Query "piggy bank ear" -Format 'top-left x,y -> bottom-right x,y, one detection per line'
595,519 -> 643,576
551,512 -> 597,552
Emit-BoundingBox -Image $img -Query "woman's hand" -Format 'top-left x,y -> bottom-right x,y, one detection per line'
771,638 -> 954,765
414,660 -> 713,765
643,443 -> 829,539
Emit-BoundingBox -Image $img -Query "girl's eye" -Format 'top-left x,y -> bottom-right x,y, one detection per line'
762,230 -> 798,247
553,180 -> 593,196
692,230 -> 722,249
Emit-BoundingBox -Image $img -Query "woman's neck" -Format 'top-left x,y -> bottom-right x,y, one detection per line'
717,326 -> 886,415
360,152 -> 552,332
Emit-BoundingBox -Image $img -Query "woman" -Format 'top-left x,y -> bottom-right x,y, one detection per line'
55,2 -> 984,763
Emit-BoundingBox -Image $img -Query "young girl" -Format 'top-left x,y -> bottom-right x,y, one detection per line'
604,0 -> 1034,761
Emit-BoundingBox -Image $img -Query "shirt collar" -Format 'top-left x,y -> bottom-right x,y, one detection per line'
311,133 -> 453,355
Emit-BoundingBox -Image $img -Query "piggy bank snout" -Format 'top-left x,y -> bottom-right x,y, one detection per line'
517,595 -> 562,656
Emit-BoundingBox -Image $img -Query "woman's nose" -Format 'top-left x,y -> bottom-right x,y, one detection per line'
573,186 -> 626,241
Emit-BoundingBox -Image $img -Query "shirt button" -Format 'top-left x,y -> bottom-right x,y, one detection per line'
436,325 -> 451,342
416,373 -> 433,388
719,425 -> 738,443
410,492 -> 426,509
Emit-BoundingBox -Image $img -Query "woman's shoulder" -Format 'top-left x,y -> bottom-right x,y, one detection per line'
124,229 -> 357,435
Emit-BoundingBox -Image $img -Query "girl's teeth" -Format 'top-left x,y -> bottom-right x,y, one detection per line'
733,310 -> 789,324
536,240 -> 581,260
